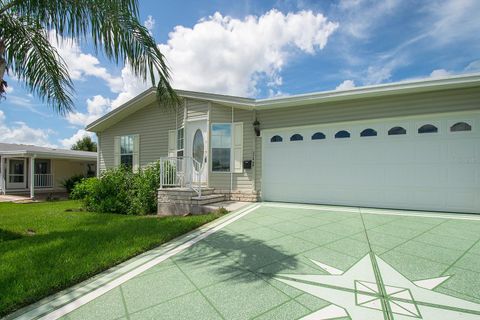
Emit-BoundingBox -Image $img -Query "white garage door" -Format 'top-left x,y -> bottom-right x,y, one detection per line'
262,112 -> 480,213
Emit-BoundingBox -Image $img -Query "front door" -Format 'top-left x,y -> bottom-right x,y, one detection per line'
186,119 -> 208,185
6,158 -> 27,189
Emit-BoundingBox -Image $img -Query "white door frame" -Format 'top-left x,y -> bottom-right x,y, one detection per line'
185,118 -> 208,185
6,158 -> 27,189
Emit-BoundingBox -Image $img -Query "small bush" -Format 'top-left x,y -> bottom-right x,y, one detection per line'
71,162 -> 161,215
62,174 -> 86,195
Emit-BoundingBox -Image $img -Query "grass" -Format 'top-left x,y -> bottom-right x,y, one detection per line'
0,200 -> 225,316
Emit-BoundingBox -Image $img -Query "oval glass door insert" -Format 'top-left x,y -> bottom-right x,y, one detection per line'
192,129 -> 204,168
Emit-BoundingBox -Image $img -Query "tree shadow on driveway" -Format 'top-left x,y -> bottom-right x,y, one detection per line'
172,229 -> 301,285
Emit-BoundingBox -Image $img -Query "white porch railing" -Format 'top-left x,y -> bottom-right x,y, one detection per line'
34,174 -> 54,188
159,157 -> 203,197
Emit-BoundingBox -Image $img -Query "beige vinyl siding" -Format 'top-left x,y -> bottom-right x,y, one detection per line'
187,99 -> 208,119
254,87 -> 480,193
177,102 -> 185,128
208,104 -> 256,191
51,159 -> 94,190
98,102 -> 179,171
256,87 -> 480,130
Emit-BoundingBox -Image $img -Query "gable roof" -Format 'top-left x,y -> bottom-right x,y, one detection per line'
0,143 -> 97,160
87,73 -> 480,132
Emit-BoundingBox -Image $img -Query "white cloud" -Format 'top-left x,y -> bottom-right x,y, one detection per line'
158,9 -> 338,96
64,10 -> 338,129
426,0 -> 480,45
49,31 -> 123,93
0,110 -> 56,147
464,60 -> 480,73
429,69 -> 451,79
144,15 -> 155,34
336,0 -> 401,39
67,95 -> 112,126
110,66 -> 150,108
336,79 -> 356,90
59,129 -> 95,149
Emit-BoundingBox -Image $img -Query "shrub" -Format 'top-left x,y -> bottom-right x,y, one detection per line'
62,174 -> 86,195
71,162 -> 161,215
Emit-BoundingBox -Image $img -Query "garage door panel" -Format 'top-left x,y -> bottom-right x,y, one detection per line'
447,165 -> 478,187
262,113 -> 480,213
414,142 -> 443,163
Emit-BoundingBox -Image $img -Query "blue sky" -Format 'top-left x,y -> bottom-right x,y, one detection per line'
1,0 -> 479,148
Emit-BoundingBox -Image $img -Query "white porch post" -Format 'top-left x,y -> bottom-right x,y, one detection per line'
0,156 -> 4,195
30,156 -> 35,199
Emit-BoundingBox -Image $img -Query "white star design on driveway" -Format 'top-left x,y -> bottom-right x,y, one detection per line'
275,254 -> 480,320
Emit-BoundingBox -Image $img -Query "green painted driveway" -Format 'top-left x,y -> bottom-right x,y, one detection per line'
13,203 -> 480,320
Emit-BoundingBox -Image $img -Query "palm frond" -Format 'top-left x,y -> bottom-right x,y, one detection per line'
2,0 -> 179,111
0,13 -> 74,114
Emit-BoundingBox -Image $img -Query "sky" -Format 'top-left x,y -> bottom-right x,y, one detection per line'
1,0 -> 479,149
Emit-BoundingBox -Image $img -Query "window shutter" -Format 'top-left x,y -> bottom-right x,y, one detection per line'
168,130 -> 176,157
133,134 -> 140,172
233,122 -> 243,173
114,136 -> 120,167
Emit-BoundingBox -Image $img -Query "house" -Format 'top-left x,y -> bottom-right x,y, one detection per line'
0,143 -> 97,198
87,73 -> 480,214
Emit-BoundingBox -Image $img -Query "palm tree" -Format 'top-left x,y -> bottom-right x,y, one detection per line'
0,0 -> 179,115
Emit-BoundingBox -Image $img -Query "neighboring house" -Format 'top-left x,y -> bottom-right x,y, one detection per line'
87,73 -> 480,214
0,143 -> 97,198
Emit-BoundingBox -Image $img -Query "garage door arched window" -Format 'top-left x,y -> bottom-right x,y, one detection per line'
388,126 -> 407,135
312,132 -> 326,140
290,134 -> 303,141
360,128 -> 377,137
270,135 -> 283,142
335,130 -> 350,139
418,124 -> 438,134
450,122 -> 472,132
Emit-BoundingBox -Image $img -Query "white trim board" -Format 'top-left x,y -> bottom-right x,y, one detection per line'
263,202 -> 480,221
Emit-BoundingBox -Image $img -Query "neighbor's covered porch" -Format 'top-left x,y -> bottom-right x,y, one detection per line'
0,154 -> 95,199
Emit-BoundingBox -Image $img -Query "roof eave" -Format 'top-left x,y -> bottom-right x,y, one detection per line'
0,151 -> 96,160
86,73 -> 480,132
254,73 -> 480,109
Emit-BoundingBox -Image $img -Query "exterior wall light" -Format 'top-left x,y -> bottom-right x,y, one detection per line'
253,120 -> 261,137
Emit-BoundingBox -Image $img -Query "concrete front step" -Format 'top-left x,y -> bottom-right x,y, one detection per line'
191,194 -> 225,206
157,187 -> 226,215
158,187 -> 214,196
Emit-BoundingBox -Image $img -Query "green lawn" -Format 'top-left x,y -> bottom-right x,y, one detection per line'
0,200 -> 224,316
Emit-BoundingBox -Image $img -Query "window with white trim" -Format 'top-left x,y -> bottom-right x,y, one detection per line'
177,127 -> 184,157
120,135 -> 134,168
211,123 -> 243,173
211,124 -> 232,172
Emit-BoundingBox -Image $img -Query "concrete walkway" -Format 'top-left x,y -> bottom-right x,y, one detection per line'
8,203 -> 480,320
0,195 -> 31,202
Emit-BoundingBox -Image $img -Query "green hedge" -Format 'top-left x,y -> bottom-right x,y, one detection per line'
71,162 -> 161,215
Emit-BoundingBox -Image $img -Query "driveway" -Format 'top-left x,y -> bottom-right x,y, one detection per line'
11,203 -> 480,320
